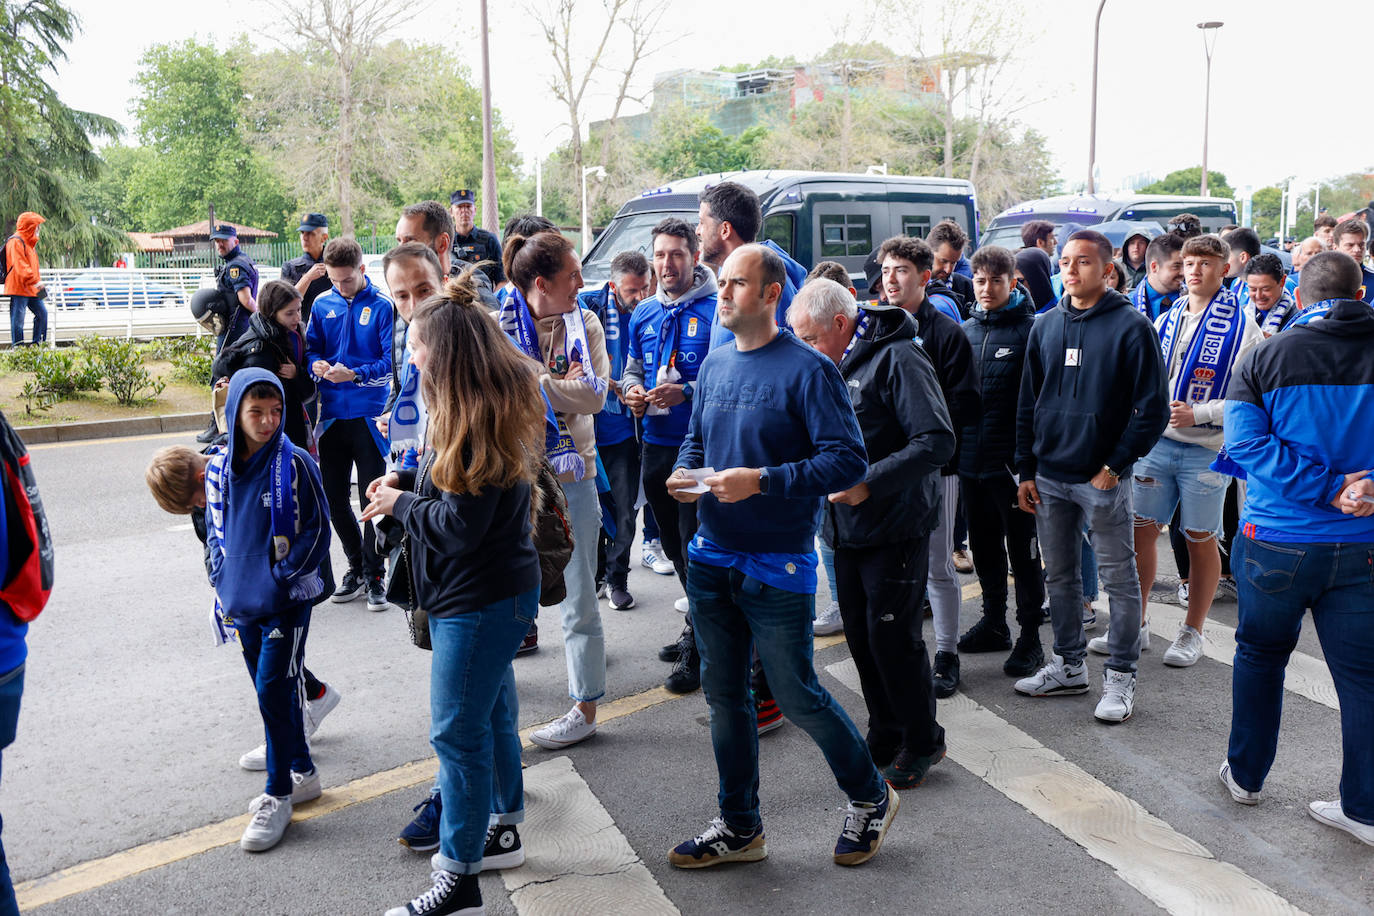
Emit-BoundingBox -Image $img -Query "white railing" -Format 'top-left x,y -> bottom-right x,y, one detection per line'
2,267 -> 284,345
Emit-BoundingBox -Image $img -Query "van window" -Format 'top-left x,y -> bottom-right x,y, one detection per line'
820,213 -> 872,258
762,212 -> 795,256
581,209 -> 695,279
901,215 -> 931,239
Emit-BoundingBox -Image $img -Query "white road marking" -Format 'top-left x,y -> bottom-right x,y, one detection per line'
1141,600 -> 1337,711
826,658 -> 1307,916
503,756 -> 679,915
166,522 -> 194,532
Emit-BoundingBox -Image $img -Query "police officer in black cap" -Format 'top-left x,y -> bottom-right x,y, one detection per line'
279,212 -> 331,328
196,223 -> 261,442
448,188 -> 504,286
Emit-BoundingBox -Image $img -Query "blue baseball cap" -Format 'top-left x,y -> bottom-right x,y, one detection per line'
297,212 -> 328,232
208,224 -> 238,240
450,189 -> 476,206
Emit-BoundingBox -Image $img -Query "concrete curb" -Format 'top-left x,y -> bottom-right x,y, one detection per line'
16,412 -> 206,446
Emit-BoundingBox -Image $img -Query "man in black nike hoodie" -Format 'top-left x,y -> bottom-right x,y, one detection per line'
1013,229 -> 1168,725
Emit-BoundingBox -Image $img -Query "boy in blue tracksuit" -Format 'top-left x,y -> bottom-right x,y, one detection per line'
1220,250 -> 1374,844
206,368 -> 331,852
306,238 -> 394,609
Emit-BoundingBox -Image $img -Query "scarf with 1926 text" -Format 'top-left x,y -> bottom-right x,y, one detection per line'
1157,284 -> 1245,431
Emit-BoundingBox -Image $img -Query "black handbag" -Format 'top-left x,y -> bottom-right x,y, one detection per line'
380,457 -> 432,651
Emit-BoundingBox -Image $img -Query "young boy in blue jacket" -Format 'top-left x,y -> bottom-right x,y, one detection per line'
207,369 -> 332,852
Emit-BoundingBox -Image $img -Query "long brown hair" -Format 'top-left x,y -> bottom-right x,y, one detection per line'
410,272 -> 543,495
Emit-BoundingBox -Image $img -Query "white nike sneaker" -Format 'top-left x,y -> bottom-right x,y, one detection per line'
1094,669 -> 1136,723
1087,618 -> 1150,655
1014,655 -> 1089,697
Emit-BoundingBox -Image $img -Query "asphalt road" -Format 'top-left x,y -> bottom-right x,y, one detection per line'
6,430 -> 1370,915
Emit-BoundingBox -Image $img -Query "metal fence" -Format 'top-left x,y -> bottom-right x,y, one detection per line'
135,236 -> 399,270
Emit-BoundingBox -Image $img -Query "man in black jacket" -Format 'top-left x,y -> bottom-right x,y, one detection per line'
790,279 -> 955,789
957,246 -> 1045,679
1014,229 -> 1168,724
878,235 -> 981,698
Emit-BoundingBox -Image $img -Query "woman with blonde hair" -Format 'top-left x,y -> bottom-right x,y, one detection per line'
363,275 -> 544,916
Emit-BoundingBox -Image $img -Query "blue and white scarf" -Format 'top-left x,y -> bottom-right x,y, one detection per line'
204,438 -> 322,646
1288,298 -> 1342,328
498,287 -> 597,480
388,336 -> 426,471
1132,279 -> 1177,322
840,311 -> 872,365
1157,286 -> 1245,430
598,292 -> 629,417
1252,288 -> 1296,336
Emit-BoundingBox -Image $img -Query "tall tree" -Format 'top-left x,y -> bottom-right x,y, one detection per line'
0,0 -> 125,262
1139,167 -> 1234,201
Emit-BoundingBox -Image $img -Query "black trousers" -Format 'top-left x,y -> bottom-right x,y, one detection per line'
599,437 -> 641,588
641,442 -> 698,592
834,537 -> 944,756
319,417 -> 385,578
962,472 -> 1045,631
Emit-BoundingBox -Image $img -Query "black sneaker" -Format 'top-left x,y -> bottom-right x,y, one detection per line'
833,783 -> 900,866
366,575 -> 388,611
658,625 -> 692,663
882,743 -> 946,789
665,629 -> 700,694
397,791 -> 441,852
383,869 -> 479,916
932,651 -> 960,699
957,617 -> 1012,653
481,823 -> 524,871
668,817 -> 767,868
194,417 -> 220,444
1003,632 -> 1045,678
609,584 -> 636,610
516,624 -> 538,655
331,569 -> 366,603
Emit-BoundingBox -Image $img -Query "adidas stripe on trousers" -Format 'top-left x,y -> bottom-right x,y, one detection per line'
238,604 -> 313,797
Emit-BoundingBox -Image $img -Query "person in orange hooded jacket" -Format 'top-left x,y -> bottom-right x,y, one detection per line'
4,213 -> 47,346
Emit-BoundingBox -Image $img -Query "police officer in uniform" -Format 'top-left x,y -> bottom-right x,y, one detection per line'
198,223 -> 261,442
448,189 -> 503,287
279,212 -> 331,328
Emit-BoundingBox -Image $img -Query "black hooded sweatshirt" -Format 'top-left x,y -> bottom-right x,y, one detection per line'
1015,248 -> 1056,312
823,304 -> 955,549
1015,289 -> 1168,483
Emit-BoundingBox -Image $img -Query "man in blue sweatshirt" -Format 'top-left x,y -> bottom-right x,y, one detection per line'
665,243 -> 898,870
1014,229 -> 1168,724
207,369 -> 332,852
1221,251 -> 1374,845
306,237 -> 394,611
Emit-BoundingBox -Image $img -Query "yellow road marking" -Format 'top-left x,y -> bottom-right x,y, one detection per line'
27,430 -> 191,451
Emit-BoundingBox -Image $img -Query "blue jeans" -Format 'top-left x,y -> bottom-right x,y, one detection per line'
238,605 -> 312,797
1034,476 -> 1141,672
559,478 -> 605,702
1081,533 -> 1098,601
1227,536 -> 1374,822
8,295 -> 44,346
0,663 -> 23,916
687,559 -> 884,831
818,541 -> 838,600
429,587 -> 539,873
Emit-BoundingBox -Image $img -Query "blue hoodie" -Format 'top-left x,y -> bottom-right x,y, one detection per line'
305,276 -> 394,422
708,239 -> 807,349
207,369 -> 331,622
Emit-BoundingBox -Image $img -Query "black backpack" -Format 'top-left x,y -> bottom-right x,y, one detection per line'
0,234 -> 20,282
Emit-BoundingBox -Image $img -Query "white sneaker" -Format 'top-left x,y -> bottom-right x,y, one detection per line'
1088,619 -> 1150,655
239,743 -> 268,772
652,554 -> 676,575
1308,799 -> 1374,845
305,683 -> 342,737
1163,624 -> 1205,667
1177,581 -> 1190,606
1014,655 -> 1089,697
643,540 -> 675,576
1081,599 -> 1097,630
529,706 -> 597,749
674,596 -> 689,615
1094,669 -> 1136,723
1219,760 -> 1260,805
291,768 -> 321,805
814,600 -> 844,636
240,793 -> 292,851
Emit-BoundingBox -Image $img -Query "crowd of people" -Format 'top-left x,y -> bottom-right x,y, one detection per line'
123,181 -> 1374,916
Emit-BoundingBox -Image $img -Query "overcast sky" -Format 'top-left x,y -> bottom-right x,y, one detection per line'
51,0 -> 1374,205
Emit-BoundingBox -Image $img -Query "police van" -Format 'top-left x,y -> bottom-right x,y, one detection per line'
581,170 -> 979,288
979,193 -> 1238,250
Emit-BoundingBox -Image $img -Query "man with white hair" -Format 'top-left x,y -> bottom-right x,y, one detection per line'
1291,237 -> 1323,276
790,278 -> 956,789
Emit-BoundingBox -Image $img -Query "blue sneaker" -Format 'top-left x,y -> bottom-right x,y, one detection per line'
833,783 -> 900,866
398,791 -> 441,852
668,817 -> 767,868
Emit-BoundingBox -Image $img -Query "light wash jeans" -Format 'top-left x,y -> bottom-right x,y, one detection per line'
928,474 -> 961,653
1035,476 -> 1141,673
560,477 -> 606,702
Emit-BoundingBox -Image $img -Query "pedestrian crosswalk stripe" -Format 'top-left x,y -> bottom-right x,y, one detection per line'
825,659 -> 1307,915
507,756 -> 678,914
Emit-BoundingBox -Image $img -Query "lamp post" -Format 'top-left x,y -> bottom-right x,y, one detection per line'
581,166 -> 606,257
1197,21 -> 1224,197
1087,0 -> 1107,194
479,0 -> 498,232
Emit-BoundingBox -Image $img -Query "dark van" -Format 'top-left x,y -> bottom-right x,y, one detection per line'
581,170 -> 979,288
980,193 -> 1238,250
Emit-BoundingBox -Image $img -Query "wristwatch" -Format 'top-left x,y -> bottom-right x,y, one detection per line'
757,467 -> 770,495
681,381 -> 694,401
1103,465 -> 1120,480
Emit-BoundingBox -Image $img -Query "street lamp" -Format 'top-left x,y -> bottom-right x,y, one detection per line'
581,166 -> 606,257
1087,0 -> 1107,194
1197,21 -> 1224,197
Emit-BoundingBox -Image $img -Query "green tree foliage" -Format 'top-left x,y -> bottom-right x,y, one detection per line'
1250,186 -> 1283,239
126,39 -> 296,236
0,0 -> 126,264
645,112 -> 768,179
1138,167 -> 1234,201
68,144 -> 150,232
1308,170 -> 1374,225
